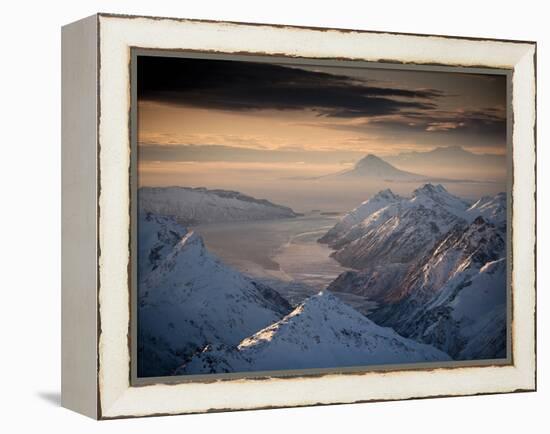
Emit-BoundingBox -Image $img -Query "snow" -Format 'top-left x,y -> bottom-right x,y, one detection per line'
319,188 -> 401,245
415,217 -> 505,297
449,258 -> 506,323
325,186 -> 503,294
137,182 -> 508,376
137,214 -> 292,377
414,257 -> 507,359
329,185 -> 467,270
410,183 -> 471,219
324,186 -> 507,360
138,212 -> 187,281
139,186 -> 297,226
466,192 -> 506,226
178,291 -> 450,374
367,220 -> 506,359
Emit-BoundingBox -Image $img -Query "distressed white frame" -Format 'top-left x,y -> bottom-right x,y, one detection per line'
80,14 -> 536,419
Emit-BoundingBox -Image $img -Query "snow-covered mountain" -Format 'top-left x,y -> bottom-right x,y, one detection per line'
324,185 -> 477,302
371,253 -> 507,360
389,216 -> 505,302
328,154 -> 427,181
323,185 -> 505,277
137,213 -> 292,377
319,189 -> 402,245
177,291 -> 450,375
137,182 -> 508,376
321,186 -> 507,360
324,184 -> 471,271
410,183 -> 471,218
139,186 -> 298,226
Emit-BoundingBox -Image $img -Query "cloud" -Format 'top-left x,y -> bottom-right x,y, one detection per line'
137,57 -> 507,154
138,143 -> 365,165
373,107 -> 506,137
138,56 -> 443,118
425,122 -> 465,131
320,105 -> 506,141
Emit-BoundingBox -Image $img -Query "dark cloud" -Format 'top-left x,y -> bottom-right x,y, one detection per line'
310,105 -> 507,152
371,107 -> 506,137
325,100 -> 437,118
138,56 -> 442,118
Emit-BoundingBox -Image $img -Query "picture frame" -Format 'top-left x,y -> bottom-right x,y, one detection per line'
61,13 -> 536,419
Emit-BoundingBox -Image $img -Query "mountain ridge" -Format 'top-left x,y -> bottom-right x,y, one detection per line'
325,153 -> 428,181
384,146 -> 506,182
178,290 -> 450,374
321,184 -> 471,270
322,185 -> 507,360
139,186 -> 298,226
137,213 -> 292,377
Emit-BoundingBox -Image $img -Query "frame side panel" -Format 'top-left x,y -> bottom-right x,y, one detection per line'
61,14 -> 99,419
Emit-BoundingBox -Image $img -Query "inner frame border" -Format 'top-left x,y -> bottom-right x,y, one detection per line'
128,47 -> 514,387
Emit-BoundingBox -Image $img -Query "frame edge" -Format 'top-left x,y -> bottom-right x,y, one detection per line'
96,14 -> 537,418
61,13 -> 100,420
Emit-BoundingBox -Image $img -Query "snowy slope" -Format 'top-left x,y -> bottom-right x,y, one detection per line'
386,216 -> 506,302
369,219 -> 507,359
410,183 -> 471,219
319,189 -> 402,245
138,215 -> 292,377
178,291 -> 450,374
323,187 -> 508,360
466,192 -> 506,227
395,258 -> 506,360
138,212 -> 188,281
328,184 -> 469,270
324,185 -> 501,301
139,186 -> 297,226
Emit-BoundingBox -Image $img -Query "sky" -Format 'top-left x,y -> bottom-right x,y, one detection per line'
137,55 -> 508,210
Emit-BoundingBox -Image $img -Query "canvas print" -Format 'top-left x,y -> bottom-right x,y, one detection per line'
135,55 -> 509,378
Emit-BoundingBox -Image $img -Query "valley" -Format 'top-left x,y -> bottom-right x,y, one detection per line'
136,176 -> 508,377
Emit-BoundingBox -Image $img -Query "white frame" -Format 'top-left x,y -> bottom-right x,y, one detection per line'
61,13 -> 536,419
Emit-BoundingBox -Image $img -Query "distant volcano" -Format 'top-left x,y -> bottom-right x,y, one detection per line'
385,146 -> 506,173
291,153 -> 474,184
330,154 -> 427,181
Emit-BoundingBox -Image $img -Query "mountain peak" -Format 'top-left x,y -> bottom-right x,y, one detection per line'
328,153 -> 426,181
411,183 -> 472,217
301,290 -> 340,306
282,290 -> 345,320
354,154 -> 390,169
139,212 -> 292,376
364,153 -> 383,160
372,188 -> 399,201
318,187 -> 402,245
181,290 -> 451,374
413,183 -> 448,196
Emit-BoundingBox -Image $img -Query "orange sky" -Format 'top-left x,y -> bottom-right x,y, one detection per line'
137,56 -> 508,195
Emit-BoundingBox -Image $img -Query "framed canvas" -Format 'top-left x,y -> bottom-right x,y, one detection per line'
61,13 -> 537,419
